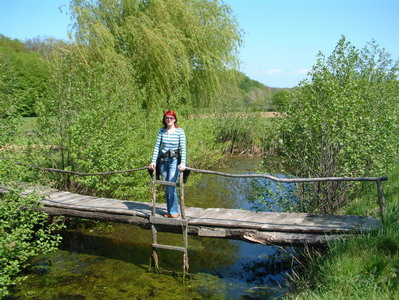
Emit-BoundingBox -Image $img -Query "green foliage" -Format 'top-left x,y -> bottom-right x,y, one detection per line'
30,0 -> 243,199
0,164 -> 64,297
216,112 -> 275,155
0,34 -> 49,117
274,36 -> 399,213
70,0 -> 242,110
272,89 -> 291,111
33,41 -> 228,198
181,117 -> 225,168
0,57 -> 21,145
0,109 -> 64,297
285,163 -> 399,299
35,41 -> 149,198
237,72 -> 273,110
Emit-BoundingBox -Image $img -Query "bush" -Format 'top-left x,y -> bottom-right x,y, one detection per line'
285,162 -> 399,299
275,36 -> 399,213
0,183 -> 64,297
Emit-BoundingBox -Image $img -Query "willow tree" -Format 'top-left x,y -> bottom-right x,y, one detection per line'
70,0 -> 242,110
33,0 -> 241,199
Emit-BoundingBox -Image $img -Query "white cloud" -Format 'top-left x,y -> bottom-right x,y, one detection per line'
293,69 -> 311,75
265,69 -> 283,75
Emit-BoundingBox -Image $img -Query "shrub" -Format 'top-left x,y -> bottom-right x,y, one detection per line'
0,183 -> 64,297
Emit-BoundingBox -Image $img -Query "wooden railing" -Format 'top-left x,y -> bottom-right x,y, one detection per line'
0,158 -> 388,221
185,167 -> 388,221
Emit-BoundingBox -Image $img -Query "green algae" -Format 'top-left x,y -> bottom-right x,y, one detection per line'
13,224 -> 233,299
15,250 -> 228,299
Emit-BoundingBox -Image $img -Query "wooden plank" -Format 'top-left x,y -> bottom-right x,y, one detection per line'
47,192 -> 83,203
54,195 -> 93,204
232,211 -> 267,223
41,201 -> 149,217
154,180 -> 177,187
74,197 -> 117,209
41,206 -> 149,226
188,213 -> 372,233
46,196 -> 100,207
192,208 -> 253,220
91,200 -> 126,208
359,216 -> 382,231
65,195 -> 97,203
340,215 -> 376,231
185,207 -> 206,218
243,231 -> 346,246
198,228 -> 226,237
189,217 -> 256,228
150,216 -> 188,226
152,243 -> 186,252
260,214 -> 348,233
51,197 -> 124,209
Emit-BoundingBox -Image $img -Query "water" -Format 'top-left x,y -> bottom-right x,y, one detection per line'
14,157 -> 298,299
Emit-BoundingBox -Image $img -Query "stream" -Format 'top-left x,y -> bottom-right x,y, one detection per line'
14,157 -> 299,299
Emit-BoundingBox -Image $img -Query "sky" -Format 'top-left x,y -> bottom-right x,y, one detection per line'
0,0 -> 398,88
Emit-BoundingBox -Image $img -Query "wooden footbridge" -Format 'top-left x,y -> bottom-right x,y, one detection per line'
0,162 -> 387,275
0,165 -> 386,247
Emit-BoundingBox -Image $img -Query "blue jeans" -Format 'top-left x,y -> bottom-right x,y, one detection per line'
159,158 -> 179,215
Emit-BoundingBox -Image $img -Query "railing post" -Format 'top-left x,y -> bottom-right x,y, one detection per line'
179,171 -> 189,277
179,171 -> 186,220
151,169 -> 156,217
150,168 -> 159,272
376,179 -> 386,223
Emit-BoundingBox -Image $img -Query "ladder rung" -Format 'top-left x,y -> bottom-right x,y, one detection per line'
153,180 -> 177,187
152,243 -> 187,252
150,216 -> 188,226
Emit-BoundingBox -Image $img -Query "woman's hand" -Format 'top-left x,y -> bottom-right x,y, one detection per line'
178,164 -> 186,171
149,163 -> 156,170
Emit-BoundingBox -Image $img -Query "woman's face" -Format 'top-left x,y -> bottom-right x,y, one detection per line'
164,115 -> 176,126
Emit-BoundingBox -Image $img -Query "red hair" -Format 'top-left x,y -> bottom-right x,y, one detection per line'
162,110 -> 179,128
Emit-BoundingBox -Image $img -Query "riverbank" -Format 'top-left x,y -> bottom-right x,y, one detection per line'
284,162 -> 399,299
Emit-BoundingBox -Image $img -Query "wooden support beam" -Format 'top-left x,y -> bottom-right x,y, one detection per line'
152,243 -> 187,252
154,180 -> 177,187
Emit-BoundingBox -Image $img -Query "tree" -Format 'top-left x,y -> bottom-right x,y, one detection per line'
70,0 -> 242,110
275,36 -> 399,213
272,89 -> 291,111
33,0 -> 242,198
0,51 -> 63,295
0,35 -> 49,117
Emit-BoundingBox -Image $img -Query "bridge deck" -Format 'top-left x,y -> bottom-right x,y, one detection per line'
1,186 -> 382,246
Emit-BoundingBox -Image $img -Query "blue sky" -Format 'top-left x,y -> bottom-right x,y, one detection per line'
1,0 -> 398,88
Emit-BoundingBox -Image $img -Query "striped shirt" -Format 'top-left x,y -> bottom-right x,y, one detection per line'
151,127 -> 187,166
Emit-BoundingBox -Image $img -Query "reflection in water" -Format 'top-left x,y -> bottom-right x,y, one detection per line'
15,157 -> 298,299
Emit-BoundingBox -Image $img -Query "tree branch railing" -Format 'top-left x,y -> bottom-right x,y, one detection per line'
1,158 -> 388,221
185,167 -> 388,222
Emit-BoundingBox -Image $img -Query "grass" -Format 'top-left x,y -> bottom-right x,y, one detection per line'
285,162 -> 399,299
21,116 -> 38,132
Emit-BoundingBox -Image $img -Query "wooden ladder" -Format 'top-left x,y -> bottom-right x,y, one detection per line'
149,170 -> 189,278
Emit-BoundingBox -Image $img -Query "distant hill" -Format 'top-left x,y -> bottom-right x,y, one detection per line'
236,71 -> 291,111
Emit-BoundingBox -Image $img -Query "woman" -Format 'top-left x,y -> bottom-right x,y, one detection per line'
149,110 -> 186,218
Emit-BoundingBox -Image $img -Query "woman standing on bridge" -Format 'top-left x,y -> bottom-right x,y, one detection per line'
149,110 -> 186,218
